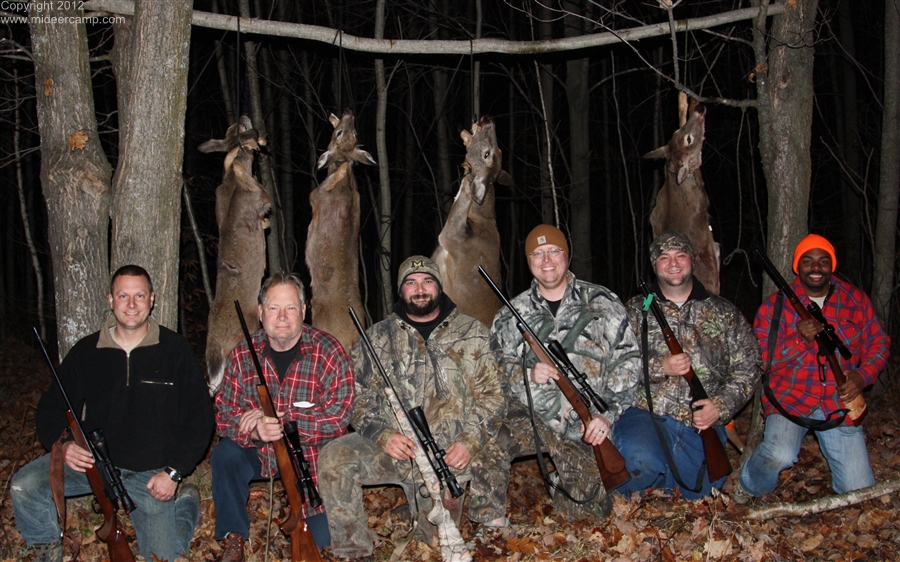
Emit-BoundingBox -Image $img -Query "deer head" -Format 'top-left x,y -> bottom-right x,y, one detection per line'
316,109 -> 376,171
643,101 -> 705,185
460,116 -> 513,205
199,115 -> 266,173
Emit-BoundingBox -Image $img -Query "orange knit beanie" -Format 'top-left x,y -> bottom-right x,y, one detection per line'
792,234 -> 836,273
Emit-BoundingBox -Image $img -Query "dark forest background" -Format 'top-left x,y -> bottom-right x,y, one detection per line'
0,0 -> 895,371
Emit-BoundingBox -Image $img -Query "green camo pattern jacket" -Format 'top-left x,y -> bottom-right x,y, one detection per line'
350,303 -> 506,459
624,280 -> 761,426
490,273 -> 641,442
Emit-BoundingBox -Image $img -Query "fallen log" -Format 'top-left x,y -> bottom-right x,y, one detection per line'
748,478 -> 900,520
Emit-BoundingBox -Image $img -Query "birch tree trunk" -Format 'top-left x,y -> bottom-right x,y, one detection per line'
30,4 -> 112,357
110,0 -> 193,330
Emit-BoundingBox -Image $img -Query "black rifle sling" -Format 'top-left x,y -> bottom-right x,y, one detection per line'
641,308 -> 705,493
521,346 -> 600,505
762,293 -> 847,431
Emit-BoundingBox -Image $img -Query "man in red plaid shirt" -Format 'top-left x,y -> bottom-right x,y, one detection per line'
737,234 -> 889,501
210,272 -> 354,561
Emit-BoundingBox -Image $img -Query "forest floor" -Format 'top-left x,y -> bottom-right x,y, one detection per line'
2,331 -> 900,561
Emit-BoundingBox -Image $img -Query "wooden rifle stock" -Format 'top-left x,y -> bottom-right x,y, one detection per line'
521,331 -> 631,491
638,287 -> 732,482
477,266 -> 630,491
754,247 -> 865,424
234,304 -> 322,562
66,411 -> 136,562
34,328 -> 136,562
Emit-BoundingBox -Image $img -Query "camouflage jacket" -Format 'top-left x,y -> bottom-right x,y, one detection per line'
624,279 -> 761,426
490,273 -> 641,442
350,300 -> 506,459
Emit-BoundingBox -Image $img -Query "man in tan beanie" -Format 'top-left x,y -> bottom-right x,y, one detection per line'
488,225 -> 640,520
317,255 -> 509,559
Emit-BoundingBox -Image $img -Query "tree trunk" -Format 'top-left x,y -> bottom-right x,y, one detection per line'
30,4 -> 112,357
374,0 -> 393,317
430,0 -> 453,219
539,2 -> 556,225
239,0 -> 284,274
110,0 -> 193,331
564,0 -> 592,281
275,0 -> 296,269
743,0 -> 819,453
872,0 -> 900,331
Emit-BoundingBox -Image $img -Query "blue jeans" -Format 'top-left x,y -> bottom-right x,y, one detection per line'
210,437 -> 330,547
10,454 -> 199,560
739,412 -> 874,496
613,407 -> 727,500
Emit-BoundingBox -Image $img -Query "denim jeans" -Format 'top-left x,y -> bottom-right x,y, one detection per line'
613,407 -> 727,500
739,411 -> 874,496
10,454 -> 200,560
209,437 -> 331,547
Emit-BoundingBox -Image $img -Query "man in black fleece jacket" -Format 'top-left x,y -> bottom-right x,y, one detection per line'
11,265 -> 214,562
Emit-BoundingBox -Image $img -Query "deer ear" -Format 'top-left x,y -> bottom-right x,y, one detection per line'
199,139 -> 227,153
677,164 -> 690,185
329,114 -> 341,128
317,150 -> 333,170
351,148 -> 377,166
497,170 -> 513,187
472,180 -> 487,205
460,129 -> 473,147
643,146 -> 668,160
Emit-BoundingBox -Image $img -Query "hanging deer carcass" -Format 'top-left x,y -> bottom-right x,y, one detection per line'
306,110 -> 375,351
432,116 -> 512,328
645,94 -> 720,294
200,117 -> 271,395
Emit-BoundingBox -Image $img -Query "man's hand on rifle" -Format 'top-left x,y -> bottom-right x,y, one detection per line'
239,408 -> 285,442
444,442 -> 471,471
662,352 -> 692,377
839,370 -> 866,402
530,362 -> 559,385
581,413 -> 611,446
147,472 -> 177,501
384,432 -> 417,461
691,399 -> 721,431
797,318 -> 825,342
63,441 -> 94,473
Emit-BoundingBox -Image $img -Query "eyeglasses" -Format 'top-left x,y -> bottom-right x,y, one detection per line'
529,248 -> 565,260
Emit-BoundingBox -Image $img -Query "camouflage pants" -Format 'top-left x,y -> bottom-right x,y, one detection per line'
468,402 -> 611,522
318,432 -> 505,558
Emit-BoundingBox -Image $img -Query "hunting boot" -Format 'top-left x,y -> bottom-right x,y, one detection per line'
217,532 -> 245,562
32,542 -> 62,562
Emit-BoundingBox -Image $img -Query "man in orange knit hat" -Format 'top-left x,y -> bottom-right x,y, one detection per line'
737,234 -> 889,502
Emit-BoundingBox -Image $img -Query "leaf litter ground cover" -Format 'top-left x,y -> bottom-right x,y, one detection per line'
2,332 -> 900,561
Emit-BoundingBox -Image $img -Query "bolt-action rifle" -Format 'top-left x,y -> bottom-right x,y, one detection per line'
753,247 -> 864,424
34,328 -> 136,562
637,284 -> 733,482
234,303 -> 322,562
479,267 -> 631,492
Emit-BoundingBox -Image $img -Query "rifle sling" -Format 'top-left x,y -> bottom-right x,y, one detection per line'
640,308 -> 706,493
763,293 -> 847,431
521,353 -> 600,505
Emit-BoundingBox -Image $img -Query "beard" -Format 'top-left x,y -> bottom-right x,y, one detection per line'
403,292 -> 440,318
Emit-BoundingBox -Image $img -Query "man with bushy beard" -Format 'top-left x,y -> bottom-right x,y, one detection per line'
317,256 -> 508,560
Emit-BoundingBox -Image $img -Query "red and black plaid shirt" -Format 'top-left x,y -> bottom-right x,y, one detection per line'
754,276 -> 889,422
215,326 -> 354,518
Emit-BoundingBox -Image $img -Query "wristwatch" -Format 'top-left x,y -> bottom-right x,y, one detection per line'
166,467 -> 184,483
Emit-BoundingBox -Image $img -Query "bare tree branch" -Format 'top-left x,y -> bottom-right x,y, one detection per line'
748,479 -> 900,520
85,0 -> 785,55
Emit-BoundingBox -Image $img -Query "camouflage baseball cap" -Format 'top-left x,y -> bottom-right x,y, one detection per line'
649,231 -> 694,265
397,255 -> 442,291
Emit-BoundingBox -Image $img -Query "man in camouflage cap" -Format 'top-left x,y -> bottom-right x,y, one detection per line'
488,225 -> 641,520
317,255 -> 508,559
617,230 -> 760,498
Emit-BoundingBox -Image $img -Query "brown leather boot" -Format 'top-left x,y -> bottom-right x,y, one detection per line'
217,533 -> 245,562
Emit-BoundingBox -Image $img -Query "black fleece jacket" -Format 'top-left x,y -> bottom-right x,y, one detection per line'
36,318 -> 214,475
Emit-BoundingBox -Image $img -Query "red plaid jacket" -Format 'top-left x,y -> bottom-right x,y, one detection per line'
754,276 -> 889,423
215,326 -> 354,518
